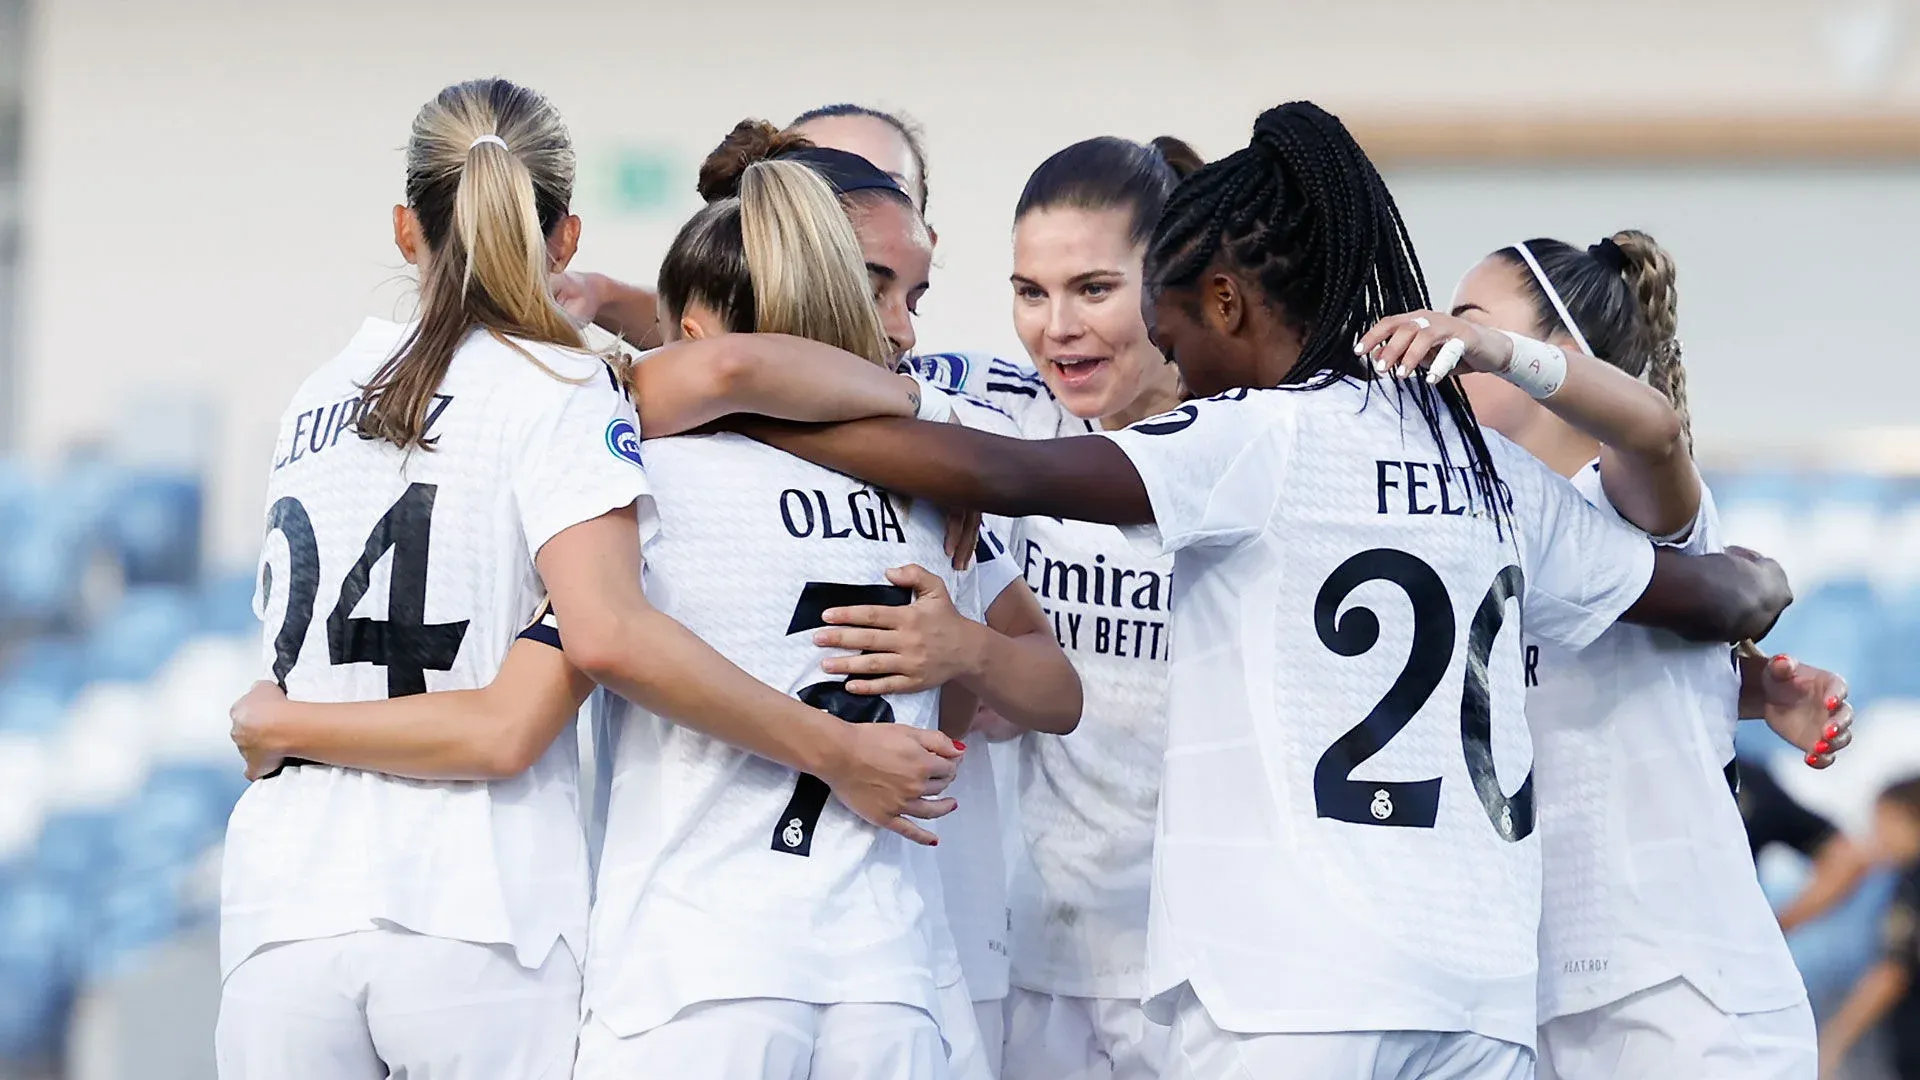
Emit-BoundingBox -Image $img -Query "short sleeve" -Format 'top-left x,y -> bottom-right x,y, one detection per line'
971,523 -> 1024,615
512,369 -> 657,559
1571,458 -> 1720,554
1508,451 -> 1657,652
1097,390 -> 1290,555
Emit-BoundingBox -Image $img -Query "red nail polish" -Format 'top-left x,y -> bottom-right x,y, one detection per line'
1815,740 -> 1832,755
1825,723 -> 1841,740
1826,696 -> 1842,713
1806,753 -> 1822,767
952,740 -> 966,751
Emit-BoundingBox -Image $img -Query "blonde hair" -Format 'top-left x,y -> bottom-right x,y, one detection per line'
659,158 -> 892,367
359,78 -> 586,450
1612,229 -> 1689,450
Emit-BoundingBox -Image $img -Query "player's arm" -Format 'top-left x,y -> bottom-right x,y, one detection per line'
735,416 -> 1155,524
1364,312 -> 1700,537
553,271 -> 661,347
229,638 -> 593,782
540,505 -> 962,846
1779,835 -> 1873,933
1819,959 -> 1909,1076
631,334 -> 923,438
818,567 -> 1082,736
1618,545 -> 1791,644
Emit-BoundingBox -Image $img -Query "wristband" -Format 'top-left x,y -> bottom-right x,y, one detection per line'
1495,330 -> 1568,400
910,374 -> 955,423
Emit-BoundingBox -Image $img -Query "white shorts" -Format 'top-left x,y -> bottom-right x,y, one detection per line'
1163,986 -> 1533,1080
1537,978 -> 1817,1080
214,928 -> 580,1080
575,997 -> 947,1080
1003,986 -> 1171,1080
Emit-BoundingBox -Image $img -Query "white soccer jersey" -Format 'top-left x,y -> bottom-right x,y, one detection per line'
226,318 -> 649,979
1531,464 -> 1805,1021
927,366 -> 1177,1000
1100,380 -> 1656,1048
581,430 -> 965,1039
910,351 -> 1050,433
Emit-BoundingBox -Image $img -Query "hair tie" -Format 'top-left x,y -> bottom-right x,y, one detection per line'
1588,236 -> 1629,275
468,134 -> 508,152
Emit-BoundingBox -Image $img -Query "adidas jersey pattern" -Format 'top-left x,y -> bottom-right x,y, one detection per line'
581,431 -> 963,1039
226,318 -> 648,979
1100,381 -> 1655,1047
1531,465 -> 1805,1020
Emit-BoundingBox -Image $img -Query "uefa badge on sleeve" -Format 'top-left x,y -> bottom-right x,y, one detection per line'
605,418 -> 645,469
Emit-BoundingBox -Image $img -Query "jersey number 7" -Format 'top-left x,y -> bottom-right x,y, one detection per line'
771,581 -> 913,857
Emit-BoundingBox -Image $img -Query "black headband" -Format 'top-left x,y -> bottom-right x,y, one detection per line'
779,146 -> 912,205
1588,237 -> 1629,275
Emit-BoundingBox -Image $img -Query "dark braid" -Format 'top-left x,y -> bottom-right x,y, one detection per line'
1147,102 -> 1510,535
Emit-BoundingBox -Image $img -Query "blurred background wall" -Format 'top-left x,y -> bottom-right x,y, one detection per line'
2,0 -> 1918,1077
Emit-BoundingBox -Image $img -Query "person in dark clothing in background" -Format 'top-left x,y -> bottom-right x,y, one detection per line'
1741,759 -> 1875,934
1816,776 -> 1920,1079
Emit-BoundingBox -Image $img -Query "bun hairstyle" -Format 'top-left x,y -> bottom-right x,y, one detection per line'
1014,135 -> 1202,249
659,131 -> 892,368
1497,229 -> 1690,448
359,77 -> 586,451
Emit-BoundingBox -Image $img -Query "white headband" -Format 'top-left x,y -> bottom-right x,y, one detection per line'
1511,242 -> 1595,358
468,134 -> 508,152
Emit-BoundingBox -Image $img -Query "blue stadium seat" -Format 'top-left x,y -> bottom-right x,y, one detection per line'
0,870 -> 80,1063
108,472 -> 202,586
113,764 -> 242,875
1761,579 -> 1879,707
84,585 -> 196,683
30,811 -> 116,893
197,570 -> 260,638
1871,587 -> 1920,701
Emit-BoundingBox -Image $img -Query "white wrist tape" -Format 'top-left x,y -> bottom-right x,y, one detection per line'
910,374 -> 955,423
1496,330 -> 1568,399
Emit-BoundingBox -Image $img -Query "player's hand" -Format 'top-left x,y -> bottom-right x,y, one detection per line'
1356,310 -> 1514,383
1724,545 -> 1794,642
820,723 -> 964,846
550,270 -> 607,326
970,704 -> 1026,743
818,565 -> 984,695
229,680 -> 291,781
1755,654 -> 1854,768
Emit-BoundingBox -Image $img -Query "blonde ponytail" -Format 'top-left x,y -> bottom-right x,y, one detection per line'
737,160 -> 893,367
1612,229 -> 1690,450
359,78 -> 587,451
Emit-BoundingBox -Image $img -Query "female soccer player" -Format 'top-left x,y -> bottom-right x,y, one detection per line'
726,101 -> 1795,1079
1357,231 -> 1851,1078
217,78 -> 963,1080
910,135 -> 1200,1080
232,134 -> 1079,1079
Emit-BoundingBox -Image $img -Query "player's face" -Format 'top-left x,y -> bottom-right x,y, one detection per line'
1450,255 -> 1552,445
848,197 -> 933,365
1875,801 -> 1920,865
791,114 -> 924,213
1145,280 -> 1238,400
1012,207 -> 1176,425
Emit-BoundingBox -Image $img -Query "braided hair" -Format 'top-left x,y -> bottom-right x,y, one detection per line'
1146,101 -> 1509,533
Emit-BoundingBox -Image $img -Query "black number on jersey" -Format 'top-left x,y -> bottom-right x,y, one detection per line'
771,581 -> 913,857
259,483 -> 470,699
1311,549 -> 1533,841
325,484 -> 470,697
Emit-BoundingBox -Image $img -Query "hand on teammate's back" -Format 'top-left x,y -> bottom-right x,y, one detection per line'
230,680 -> 291,781
820,722 -> 964,847
817,564 -> 982,696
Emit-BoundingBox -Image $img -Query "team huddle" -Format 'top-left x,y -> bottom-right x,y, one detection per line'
217,77 -> 1857,1080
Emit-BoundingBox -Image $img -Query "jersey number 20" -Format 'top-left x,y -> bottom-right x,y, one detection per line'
261,483 -> 471,701
1312,548 -> 1532,842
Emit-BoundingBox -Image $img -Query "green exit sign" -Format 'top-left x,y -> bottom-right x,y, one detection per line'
603,146 -> 679,215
